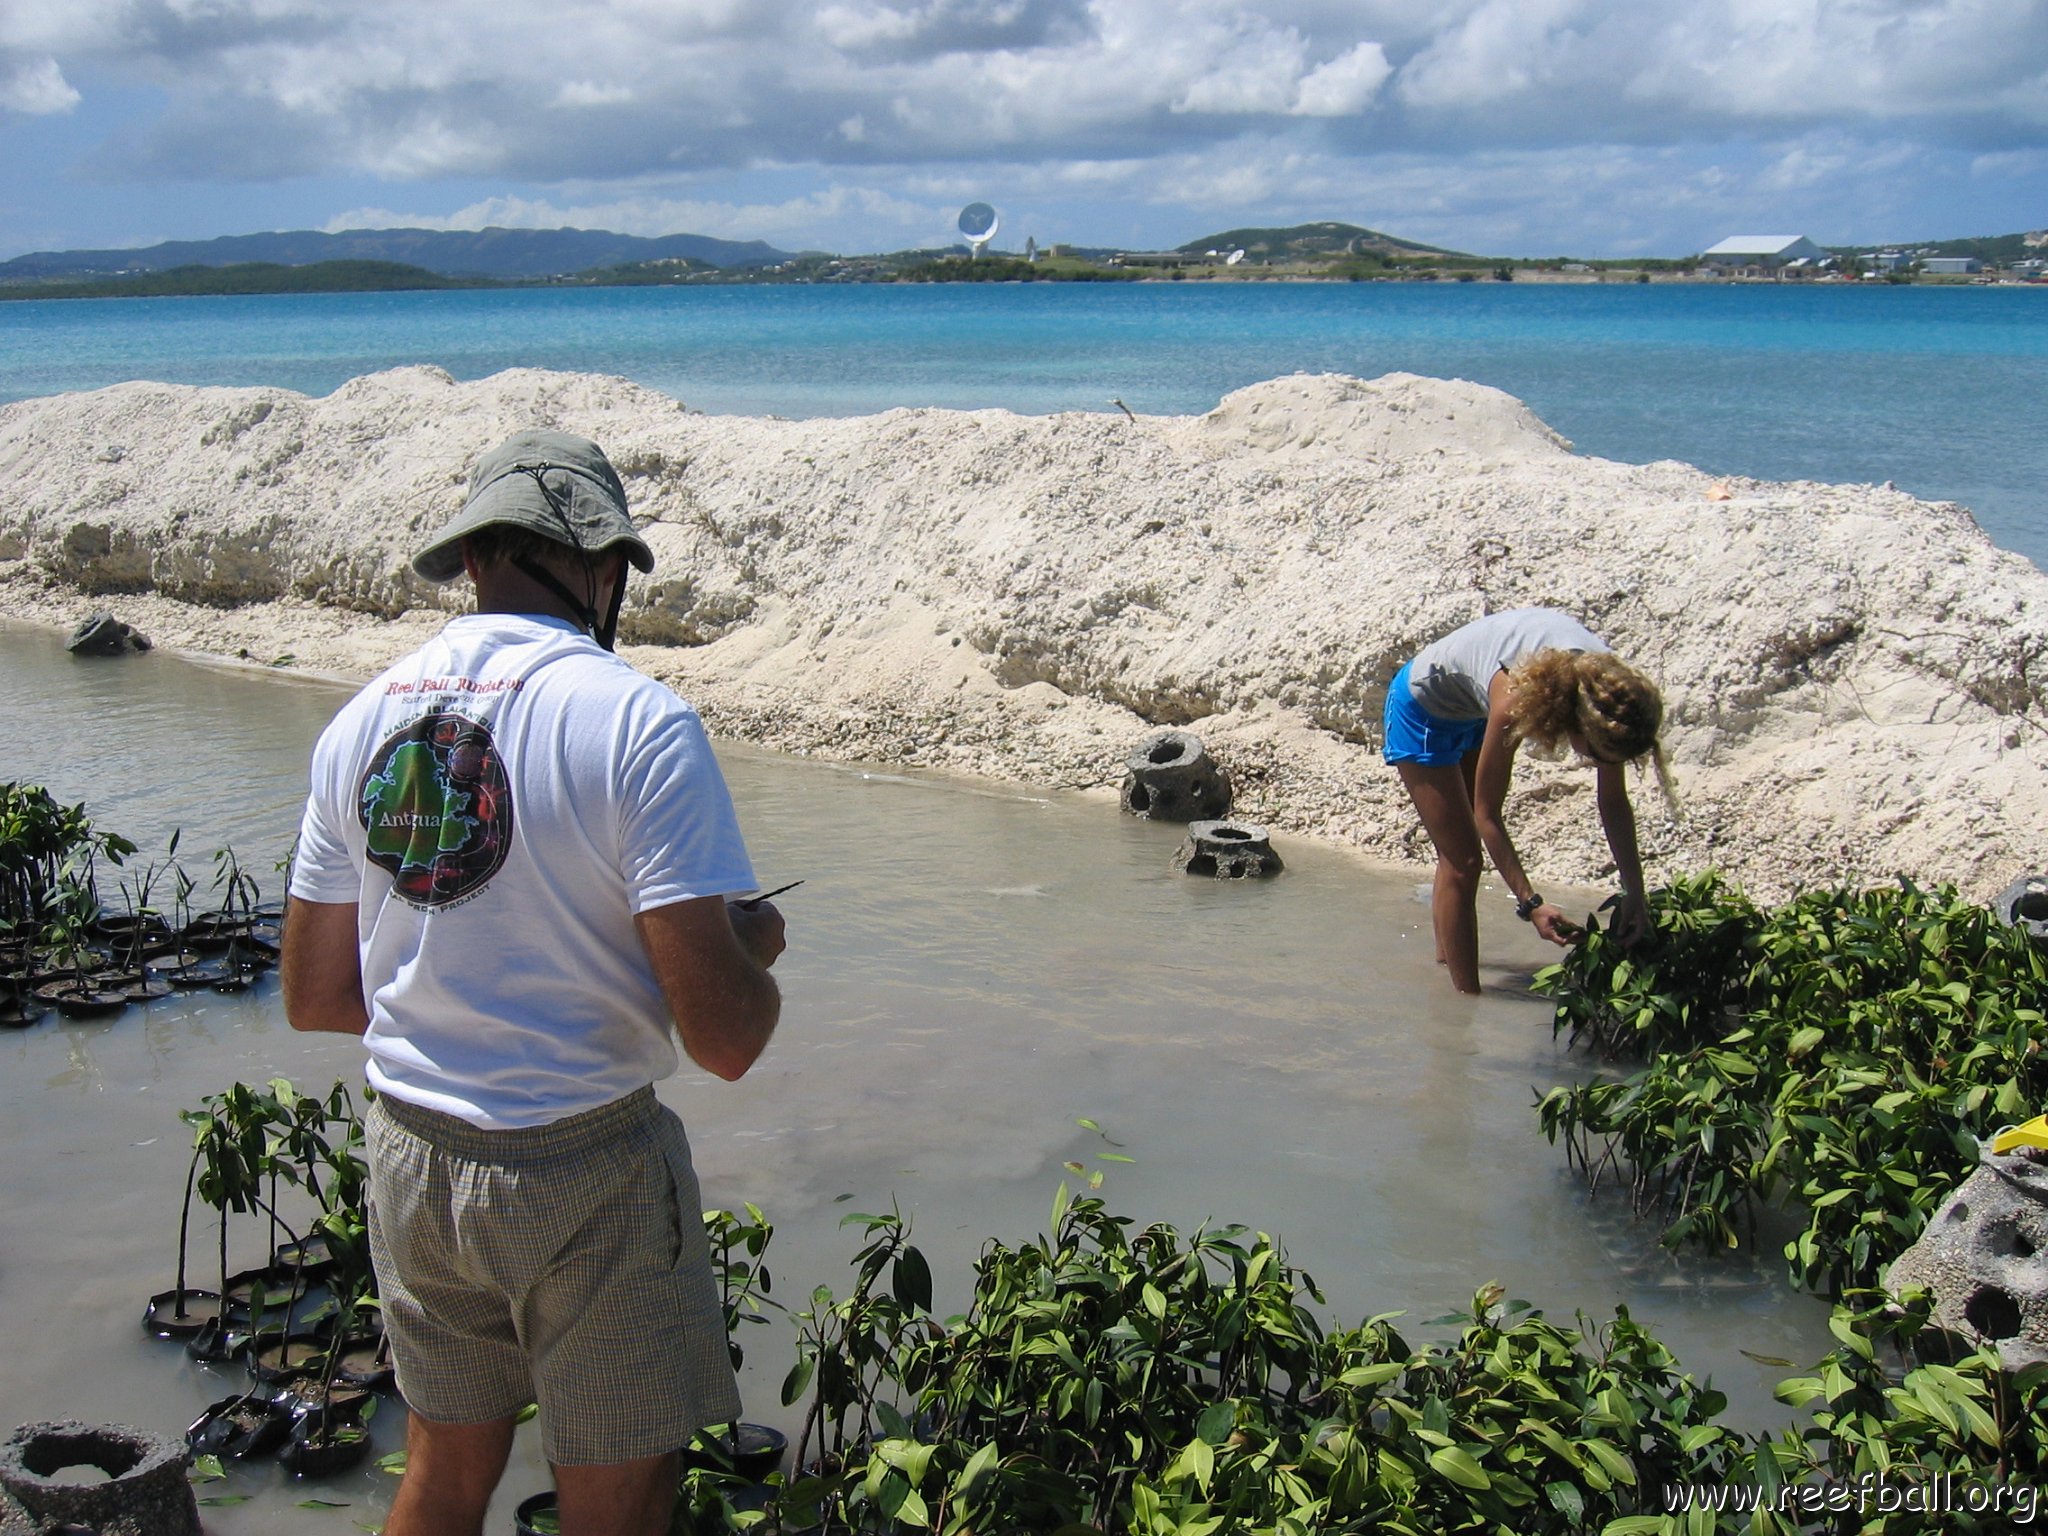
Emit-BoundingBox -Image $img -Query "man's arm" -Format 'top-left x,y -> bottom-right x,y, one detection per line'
635,896 -> 783,1082
281,896 -> 370,1035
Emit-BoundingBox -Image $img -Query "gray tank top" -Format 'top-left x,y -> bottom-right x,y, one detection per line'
1407,609 -> 1609,721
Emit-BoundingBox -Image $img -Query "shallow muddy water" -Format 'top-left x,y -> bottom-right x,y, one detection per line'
0,621 -> 1837,1532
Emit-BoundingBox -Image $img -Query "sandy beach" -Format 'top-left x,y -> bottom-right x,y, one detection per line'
1,364 -> 2041,903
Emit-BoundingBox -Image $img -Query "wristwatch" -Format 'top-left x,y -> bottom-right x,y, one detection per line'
1515,892 -> 1545,922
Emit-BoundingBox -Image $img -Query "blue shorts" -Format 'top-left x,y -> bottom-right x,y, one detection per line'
1381,660 -> 1487,767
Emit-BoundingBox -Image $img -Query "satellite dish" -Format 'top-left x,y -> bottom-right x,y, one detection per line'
957,202 -> 999,258
1225,248 -> 1246,267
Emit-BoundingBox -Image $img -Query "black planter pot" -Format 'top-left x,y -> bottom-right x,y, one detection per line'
164,957 -> 237,989
513,1490 -> 559,1535
27,941 -> 113,977
0,992 -> 45,1029
142,1288 -> 227,1340
89,911 -> 173,948
518,1480 -> 789,1535
184,1315 -> 251,1363
269,1378 -> 372,1427
245,1330 -> 332,1383
682,1422 -> 788,1483
206,961 -> 264,994
272,1232 -> 341,1279
332,1332 -> 395,1391
114,972 -> 172,1002
180,913 -> 251,952
30,980 -> 127,1019
224,1262 -> 304,1317
277,1419 -> 370,1478
186,1393 -> 291,1460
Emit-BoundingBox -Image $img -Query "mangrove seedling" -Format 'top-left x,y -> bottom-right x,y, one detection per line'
143,1117 -> 228,1340
705,1203 -> 781,1371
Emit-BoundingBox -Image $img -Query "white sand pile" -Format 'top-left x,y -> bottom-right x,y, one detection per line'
1,365 -> 2041,903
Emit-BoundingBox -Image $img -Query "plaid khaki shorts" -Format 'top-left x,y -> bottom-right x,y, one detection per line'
366,1086 -> 741,1465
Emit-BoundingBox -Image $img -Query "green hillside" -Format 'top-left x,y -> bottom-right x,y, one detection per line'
1177,221 -> 1465,260
1917,231 -> 2044,265
0,260 -> 492,300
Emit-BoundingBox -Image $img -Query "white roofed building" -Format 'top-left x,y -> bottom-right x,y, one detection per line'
1701,235 -> 1828,270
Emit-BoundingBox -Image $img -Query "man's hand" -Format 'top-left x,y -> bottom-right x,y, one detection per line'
725,898 -> 786,969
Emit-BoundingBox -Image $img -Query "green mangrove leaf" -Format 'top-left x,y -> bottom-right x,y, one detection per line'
1545,1480 -> 1585,1522
952,1440 -> 1000,1498
1196,1401 -> 1236,1445
1582,1438 -> 1636,1485
893,1246 -> 933,1312
1427,1445 -> 1490,1490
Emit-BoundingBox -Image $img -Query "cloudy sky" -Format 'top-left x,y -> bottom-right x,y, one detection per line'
2,0 -> 2045,261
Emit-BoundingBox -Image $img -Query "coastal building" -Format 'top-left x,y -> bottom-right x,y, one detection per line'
1921,256 -> 1982,275
1701,235 -> 1828,273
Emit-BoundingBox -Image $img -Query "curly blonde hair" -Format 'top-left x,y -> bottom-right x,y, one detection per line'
1507,649 -> 1673,798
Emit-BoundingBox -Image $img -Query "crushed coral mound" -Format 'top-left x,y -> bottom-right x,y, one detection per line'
2,366 -> 2041,903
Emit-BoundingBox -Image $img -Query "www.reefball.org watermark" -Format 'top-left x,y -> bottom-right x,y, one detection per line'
1663,1472 -> 2041,1523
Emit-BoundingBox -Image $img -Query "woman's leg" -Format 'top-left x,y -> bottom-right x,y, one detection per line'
1396,758 -> 1485,994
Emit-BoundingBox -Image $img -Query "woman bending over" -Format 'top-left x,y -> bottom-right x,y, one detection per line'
1382,608 -> 1668,994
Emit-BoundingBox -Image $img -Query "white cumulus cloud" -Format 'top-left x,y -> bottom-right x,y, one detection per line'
6,1 -> 2048,256
0,56 -> 80,114
1292,41 -> 1390,116
326,183 -> 938,243
556,81 -> 636,108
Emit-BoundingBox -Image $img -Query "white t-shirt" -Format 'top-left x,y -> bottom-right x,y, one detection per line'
292,614 -> 758,1129
1407,608 -> 1610,721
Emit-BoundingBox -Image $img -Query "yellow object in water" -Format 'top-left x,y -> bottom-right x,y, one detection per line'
1989,1115 -> 2048,1155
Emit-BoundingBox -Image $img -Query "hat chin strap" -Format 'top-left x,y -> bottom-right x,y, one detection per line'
597,572 -> 626,651
511,554 -> 625,652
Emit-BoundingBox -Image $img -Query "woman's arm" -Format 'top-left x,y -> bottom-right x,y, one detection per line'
1594,761 -> 1652,945
1473,671 -> 1578,947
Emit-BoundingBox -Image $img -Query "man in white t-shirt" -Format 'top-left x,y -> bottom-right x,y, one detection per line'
282,429 -> 785,1536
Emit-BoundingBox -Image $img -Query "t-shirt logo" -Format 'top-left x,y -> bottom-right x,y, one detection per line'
357,712 -> 513,907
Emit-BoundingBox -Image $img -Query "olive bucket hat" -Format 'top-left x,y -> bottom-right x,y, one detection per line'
412,429 -> 654,584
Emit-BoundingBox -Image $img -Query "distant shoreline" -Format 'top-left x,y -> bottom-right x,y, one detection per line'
4,256 -> 2038,302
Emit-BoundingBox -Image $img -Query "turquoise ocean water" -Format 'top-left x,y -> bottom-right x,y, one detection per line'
2,280 -> 2043,569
